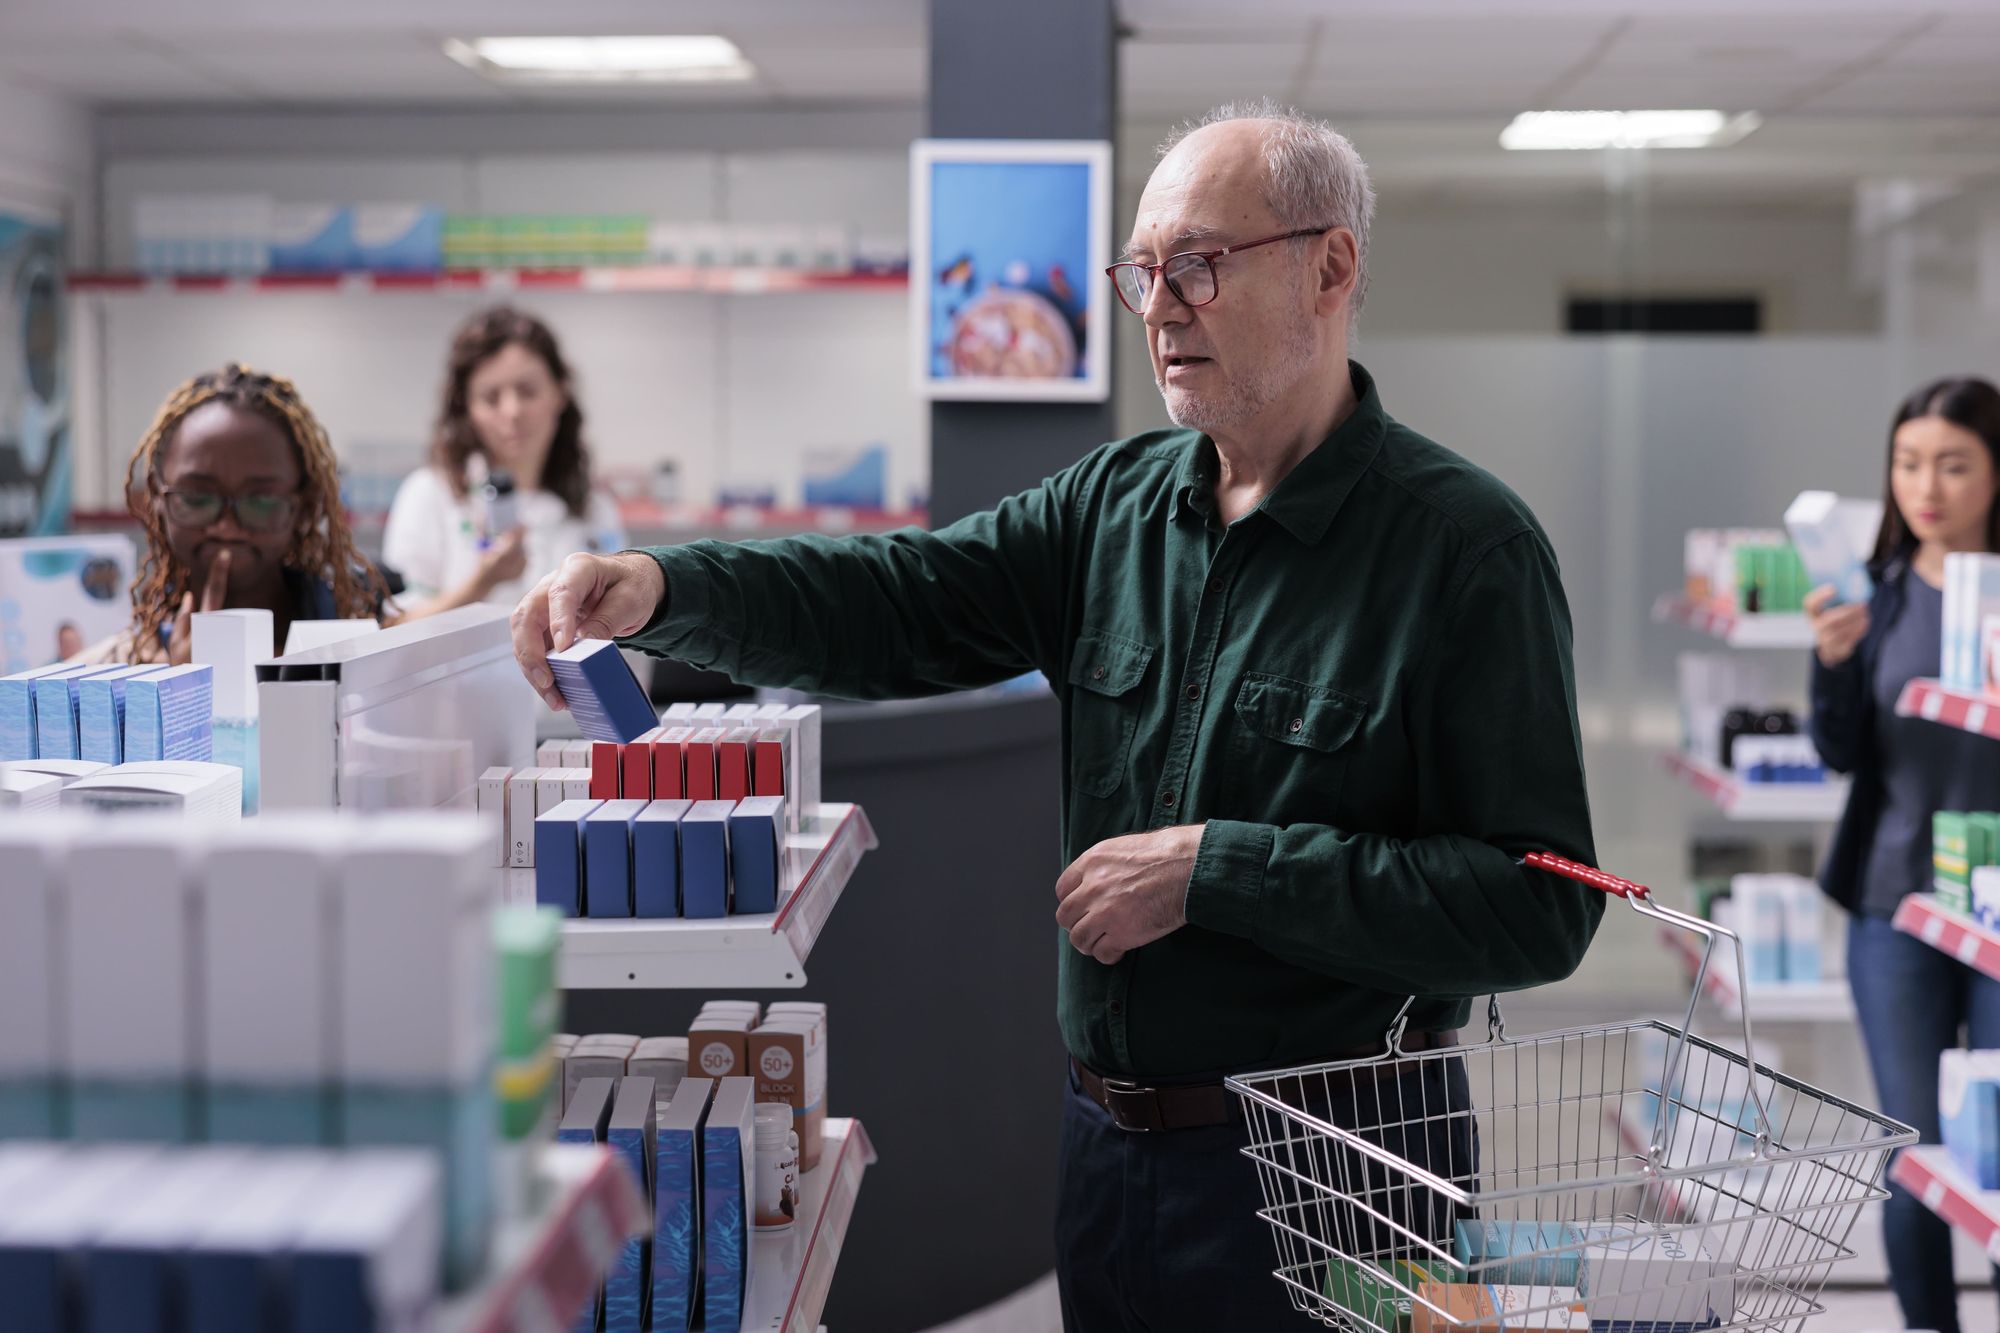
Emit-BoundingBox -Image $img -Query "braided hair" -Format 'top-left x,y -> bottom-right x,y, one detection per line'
123,363 -> 385,663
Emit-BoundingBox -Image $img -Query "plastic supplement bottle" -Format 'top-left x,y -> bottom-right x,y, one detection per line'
753,1102 -> 800,1231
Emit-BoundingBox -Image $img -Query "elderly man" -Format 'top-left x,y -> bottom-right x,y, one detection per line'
510,101 -> 1600,1330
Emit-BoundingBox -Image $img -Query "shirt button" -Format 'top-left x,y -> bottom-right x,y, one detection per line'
1161,790 -> 1177,808
1110,1000 -> 1124,1015
1185,684 -> 1201,701
1092,665 -> 1106,681
1290,718 -> 1304,733
1208,577 -> 1224,594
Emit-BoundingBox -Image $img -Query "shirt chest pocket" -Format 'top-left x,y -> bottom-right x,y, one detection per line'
1226,673 -> 1368,813
1067,628 -> 1155,801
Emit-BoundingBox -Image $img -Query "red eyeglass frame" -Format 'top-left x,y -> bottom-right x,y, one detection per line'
1105,227 -> 1329,313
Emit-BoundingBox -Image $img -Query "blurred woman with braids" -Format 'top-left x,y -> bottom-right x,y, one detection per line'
95,363 -> 392,664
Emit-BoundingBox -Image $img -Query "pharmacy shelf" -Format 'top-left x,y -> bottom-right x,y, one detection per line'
1660,750 -> 1849,822
443,1143 -> 650,1333
1893,893 -> 2000,983
1895,678 -> 2000,742
741,1118 -> 876,1333
1891,1147 -> 2000,1264
65,267 -> 908,296
1657,929 -> 1853,1021
1652,595 -> 1814,650
502,803 -> 878,989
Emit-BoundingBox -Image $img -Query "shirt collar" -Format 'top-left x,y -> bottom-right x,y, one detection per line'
1175,360 -> 1387,546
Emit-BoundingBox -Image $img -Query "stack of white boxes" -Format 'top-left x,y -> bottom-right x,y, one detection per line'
1714,873 -> 1828,987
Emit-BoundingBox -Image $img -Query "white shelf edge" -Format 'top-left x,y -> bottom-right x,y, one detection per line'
743,1117 -> 877,1333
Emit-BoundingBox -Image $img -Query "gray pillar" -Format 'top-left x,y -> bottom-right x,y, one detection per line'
926,0 -> 1119,526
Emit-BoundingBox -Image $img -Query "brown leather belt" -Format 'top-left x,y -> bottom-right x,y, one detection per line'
1071,1029 -> 1460,1134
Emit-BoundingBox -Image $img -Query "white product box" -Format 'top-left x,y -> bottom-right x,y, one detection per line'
1984,614 -> 2000,697
290,1149 -> 443,1333
722,703 -> 761,723
536,769 -> 569,817
1576,1224 -> 1734,1326
561,740 -> 593,770
1784,491 -> 1881,607
0,821 -> 62,1079
193,607 -> 276,719
692,703 -> 729,721
508,768 -> 544,868
780,704 -> 822,819
335,815 -> 494,1085
186,1150 -> 338,1268
0,1145 -> 162,1247
536,740 -> 566,767
202,818 -> 340,1083
95,1147 -> 254,1250
63,762 -> 242,821
478,766 -> 512,868
282,619 -> 378,655
1780,875 -> 1823,982
662,703 -> 699,721
0,769 -> 61,810
1729,874 -> 1788,986
0,757 -> 106,785
1946,554 -> 2000,690
1974,866 -> 2000,934
554,766 -> 592,802
64,823 -> 197,1078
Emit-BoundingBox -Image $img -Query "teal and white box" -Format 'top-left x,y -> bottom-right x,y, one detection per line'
269,203 -> 357,272
76,665 -> 159,765
202,819 -> 340,1145
338,1086 -> 492,1294
1784,490 -> 1881,607
0,664 -> 82,760
355,204 -> 444,271
1453,1219 -> 1582,1286
185,1152 -> 339,1333
1779,875 -> 1822,983
290,1149 -> 442,1333
0,821 -> 63,1138
1942,1050 -> 2000,1189
1575,1223 -> 1733,1327
63,823 -> 198,1143
32,664 -> 119,760
701,1076 -> 758,1333
124,663 -> 213,761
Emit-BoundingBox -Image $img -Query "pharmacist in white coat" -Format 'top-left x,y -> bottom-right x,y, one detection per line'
384,306 -> 625,619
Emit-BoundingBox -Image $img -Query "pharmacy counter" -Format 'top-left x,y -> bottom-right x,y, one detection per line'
564,685 -> 1063,1332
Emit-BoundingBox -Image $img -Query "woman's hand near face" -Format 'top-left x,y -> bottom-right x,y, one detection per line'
165,548 -> 232,665
1805,583 -> 1870,669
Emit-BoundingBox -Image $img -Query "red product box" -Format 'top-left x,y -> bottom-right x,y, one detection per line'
589,740 -> 621,800
652,726 -> 692,800
621,727 -> 660,799
717,727 -> 757,803
684,727 -> 725,801
753,728 -> 790,798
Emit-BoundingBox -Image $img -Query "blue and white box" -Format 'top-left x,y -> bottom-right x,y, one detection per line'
701,1077 -> 758,1333
76,665 -> 160,765
355,204 -> 444,271
586,799 -> 648,919
1453,1219 -> 1582,1286
1729,875 -> 1788,986
84,1148 -> 253,1333
0,664 -> 75,760
1575,1223 -> 1733,1327
1780,875 -> 1822,983
634,800 -> 692,918
185,1152 -> 339,1333
124,663 -> 214,762
729,795 -> 786,915
652,1077 -> 715,1331
547,639 -> 658,743
1942,1050 -> 2000,1189
268,204 -> 357,272
32,664 -> 119,760
605,1076 -> 659,1333
1784,491 -> 1881,608
682,801 -> 734,919
1975,866 -> 2000,935
289,1150 -> 442,1333
558,1076 -> 617,1333
0,1146 -> 162,1332
535,799 -> 601,916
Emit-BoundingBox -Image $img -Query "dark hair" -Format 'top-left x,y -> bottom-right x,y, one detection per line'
432,306 -> 591,517
1873,376 -> 2000,565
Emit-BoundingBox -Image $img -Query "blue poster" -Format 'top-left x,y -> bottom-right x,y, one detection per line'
0,212 -> 68,536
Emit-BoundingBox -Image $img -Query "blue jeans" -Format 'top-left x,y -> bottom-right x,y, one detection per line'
1054,1057 -> 1476,1333
1849,913 -> 2000,1333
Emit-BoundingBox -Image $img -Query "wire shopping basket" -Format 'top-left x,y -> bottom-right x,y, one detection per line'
1224,852 -> 1916,1333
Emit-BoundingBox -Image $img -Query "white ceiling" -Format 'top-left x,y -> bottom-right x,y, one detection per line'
4,0 -> 2000,118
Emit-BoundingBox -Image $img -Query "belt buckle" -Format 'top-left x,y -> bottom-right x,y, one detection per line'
1099,1076 -> 1159,1134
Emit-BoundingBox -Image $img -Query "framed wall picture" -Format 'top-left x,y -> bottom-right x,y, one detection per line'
910,138 -> 1112,402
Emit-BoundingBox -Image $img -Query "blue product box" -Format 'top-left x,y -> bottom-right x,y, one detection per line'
801,444 -> 888,509
0,664 -> 76,760
123,664 -> 213,762
69,1079 -> 194,1144
535,799 -> 601,917
32,665 -> 117,760
1453,1219 -> 1582,1286
681,801 -> 734,919
204,1083 -> 331,1146
652,1078 -> 715,1331
558,1077 -> 617,1333
340,1082 -> 493,1290
605,1077 -> 658,1333
728,796 -> 786,915
547,640 -> 657,743
184,1154 -> 336,1333
1942,1050 -> 2000,1189
354,205 -> 444,272
76,666 -> 157,765
268,205 -> 357,272
585,799 -> 648,919
701,1077 -> 757,1333
634,800 -> 692,918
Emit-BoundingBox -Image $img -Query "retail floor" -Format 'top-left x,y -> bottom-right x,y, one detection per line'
917,1274 -> 1997,1333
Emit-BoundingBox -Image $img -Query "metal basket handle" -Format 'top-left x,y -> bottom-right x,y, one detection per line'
1521,851 -> 1775,1160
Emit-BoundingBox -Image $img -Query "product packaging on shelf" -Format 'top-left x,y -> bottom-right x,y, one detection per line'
62,761 -> 243,821
1942,1050 -> 2000,1189
76,666 -> 161,766
32,665 -> 123,761
690,1015 -> 753,1081
729,796 -> 787,915
289,1150 -> 442,1333
0,664 -> 76,760
193,607 -> 273,814
652,1077 -> 715,1332
478,766 -> 513,868
584,800 -> 647,919
604,1077 -> 658,1333
533,800 -> 599,916
633,800 -> 693,918
0,769 -> 61,811
701,1077 -> 758,1333
681,801 -> 734,917
123,664 -> 214,763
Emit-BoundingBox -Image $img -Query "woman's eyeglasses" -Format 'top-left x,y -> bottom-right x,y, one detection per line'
1105,227 -> 1329,314
159,488 -> 298,534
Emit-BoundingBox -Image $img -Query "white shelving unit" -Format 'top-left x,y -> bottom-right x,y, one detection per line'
501,803 -> 877,989
1656,928 -> 1853,1022
1652,594 -> 1815,650
1660,750 -> 1849,823
743,1119 -> 877,1333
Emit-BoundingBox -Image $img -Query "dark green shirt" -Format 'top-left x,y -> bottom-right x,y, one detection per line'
624,362 -> 1601,1080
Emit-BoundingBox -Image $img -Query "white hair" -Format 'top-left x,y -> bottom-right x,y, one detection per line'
1157,98 -> 1377,317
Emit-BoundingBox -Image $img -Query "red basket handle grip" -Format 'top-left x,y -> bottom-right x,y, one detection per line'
1520,851 -> 1651,900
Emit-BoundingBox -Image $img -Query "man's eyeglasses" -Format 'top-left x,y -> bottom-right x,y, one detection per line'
1106,228 -> 1329,315
159,488 -> 298,534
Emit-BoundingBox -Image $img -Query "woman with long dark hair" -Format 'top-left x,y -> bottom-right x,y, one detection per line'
1809,375 -> 2000,1332
384,306 -> 624,619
